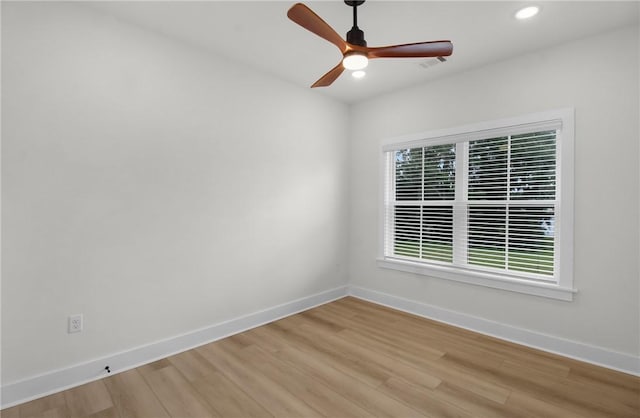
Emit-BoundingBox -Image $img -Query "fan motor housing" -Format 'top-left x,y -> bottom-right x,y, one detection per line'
347,27 -> 367,46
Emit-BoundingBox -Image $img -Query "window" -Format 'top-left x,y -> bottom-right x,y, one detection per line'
379,109 -> 575,300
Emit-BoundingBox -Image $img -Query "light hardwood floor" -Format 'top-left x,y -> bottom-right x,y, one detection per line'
3,297 -> 639,418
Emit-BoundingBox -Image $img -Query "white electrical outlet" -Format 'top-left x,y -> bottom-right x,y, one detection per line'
68,314 -> 83,333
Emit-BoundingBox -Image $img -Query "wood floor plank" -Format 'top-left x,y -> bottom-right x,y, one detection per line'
11,393 -> 67,418
492,356 -> 637,417
338,325 -> 445,363
140,365 -> 218,418
237,344 -> 376,418
84,407 -> 120,418
344,308 -> 503,361
305,306 -> 446,360
6,297 -> 639,418
141,359 -> 171,371
239,326 -> 290,353
191,371 -> 273,418
498,355 -> 570,378
338,325 -> 513,404
0,406 -> 21,418
298,323 -> 442,390
310,301 -> 358,319
505,390 -> 587,418
166,349 -> 218,383
103,369 -> 169,418
196,341 -> 323,417
472,332 -> 575,371
262,322 -> 390,388
267,313 -> 309,331
272,346 -> 430,417
432,382 -> 530,418
437,350 -> 504,376
568,361 -> 640,392
335,298 -> 484,342
63,380 -> 113,418
39,407 -> 71,418
338,298 -> 568,374
565,370 -> 640,412
379,377 -> 473,418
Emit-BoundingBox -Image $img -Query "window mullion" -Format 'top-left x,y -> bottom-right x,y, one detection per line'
386,152 -> 395,257
453,142 -> 468,267
505,135 -> 512,270
420,147 -> 425,259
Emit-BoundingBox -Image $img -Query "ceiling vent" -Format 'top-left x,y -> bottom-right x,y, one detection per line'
419,56 -> 447,69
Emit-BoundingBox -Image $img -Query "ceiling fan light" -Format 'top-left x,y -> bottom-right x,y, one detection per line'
352,70 -> 366,79
342,53 -> 368,70
515,6 -> 539,20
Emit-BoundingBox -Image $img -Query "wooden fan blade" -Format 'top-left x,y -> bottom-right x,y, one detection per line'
311,62 -> 345,88
287,3 -> 348,53
367,40 -> 453,59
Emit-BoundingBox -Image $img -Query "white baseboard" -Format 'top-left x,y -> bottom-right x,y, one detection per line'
4,283 -> 638,409
348,285 -> 640,376
0,285 -> 349,409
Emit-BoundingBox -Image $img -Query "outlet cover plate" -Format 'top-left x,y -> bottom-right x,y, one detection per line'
68,314 -> 83,333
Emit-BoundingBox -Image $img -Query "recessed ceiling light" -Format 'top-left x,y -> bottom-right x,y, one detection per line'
515,6 -> 540,20
352,70 -> 366,79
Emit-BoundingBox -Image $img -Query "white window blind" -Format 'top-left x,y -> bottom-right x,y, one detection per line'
380,110 -> 574,299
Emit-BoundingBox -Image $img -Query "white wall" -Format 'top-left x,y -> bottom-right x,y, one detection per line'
1,2 -> 349,384
348,25 -> 640,357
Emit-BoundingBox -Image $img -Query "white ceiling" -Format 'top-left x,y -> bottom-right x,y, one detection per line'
87,1 -> 639,104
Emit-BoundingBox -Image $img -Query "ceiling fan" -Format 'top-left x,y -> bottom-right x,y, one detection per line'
287,0 -> 453,88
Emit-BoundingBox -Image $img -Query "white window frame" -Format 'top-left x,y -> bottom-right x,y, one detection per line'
378,109 -> 575,301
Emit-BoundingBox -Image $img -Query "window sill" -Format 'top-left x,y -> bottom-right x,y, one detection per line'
376,257 -> 576,301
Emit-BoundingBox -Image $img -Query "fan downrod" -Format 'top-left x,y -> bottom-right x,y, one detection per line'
344,0 -> 366,46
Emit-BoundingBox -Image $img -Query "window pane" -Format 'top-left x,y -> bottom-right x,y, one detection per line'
469,137 -> 508,200
422,206 -> 453,262
510,131 -> 556,200
394,205 -> 420,257
423,144 -> 456,200
468,206 -> 506,268
395,148 -> 422,201
508,206 -> 555,275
